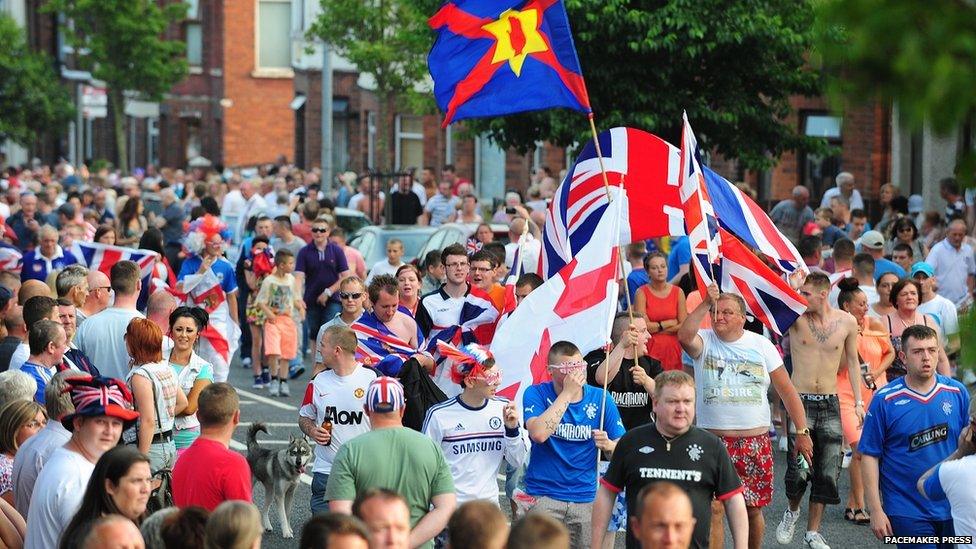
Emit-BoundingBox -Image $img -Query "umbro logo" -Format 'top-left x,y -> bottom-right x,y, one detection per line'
454,423 -> 465,431
895,399 -> 910,406
639,446 -> 654,454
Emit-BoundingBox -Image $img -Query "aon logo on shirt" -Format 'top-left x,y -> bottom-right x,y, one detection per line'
324,407 -> 366,425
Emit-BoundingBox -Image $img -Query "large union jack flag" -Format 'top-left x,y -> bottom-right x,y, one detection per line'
351,310 -> 425,372
541,127 -> 681,279
76,242 -> 157,307
680,113 -> 722,291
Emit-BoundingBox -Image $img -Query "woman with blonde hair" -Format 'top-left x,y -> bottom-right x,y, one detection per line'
204,501 -> 262,549
124,318 -> 187,473
0,400 -> 45,504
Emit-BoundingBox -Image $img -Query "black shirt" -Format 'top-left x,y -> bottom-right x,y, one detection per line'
389,191 -> 423,225
584,350 -> 662,431
602,424 -> 743,549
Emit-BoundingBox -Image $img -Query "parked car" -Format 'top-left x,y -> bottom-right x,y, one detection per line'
333,207 -> 372,238
414,222 -> 510,261
348,225 -> 438,268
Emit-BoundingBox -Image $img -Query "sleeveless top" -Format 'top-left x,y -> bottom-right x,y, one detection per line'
124,361 -> 179,443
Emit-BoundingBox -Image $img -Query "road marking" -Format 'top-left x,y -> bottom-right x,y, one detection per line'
229,439 -> 313,486
237,422 -> 298,428
235,388 -> 299,412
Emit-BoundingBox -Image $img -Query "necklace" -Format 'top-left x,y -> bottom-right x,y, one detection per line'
659,430 -> 686,452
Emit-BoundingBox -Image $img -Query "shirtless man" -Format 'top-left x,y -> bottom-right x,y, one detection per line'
776,271 -> 864,549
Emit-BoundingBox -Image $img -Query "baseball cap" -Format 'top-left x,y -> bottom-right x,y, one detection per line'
911,262 -> 935,278
365,376 -> 405,413
859,230 -> 885,249
61,376 -> 140,431
908,194 -> 924,215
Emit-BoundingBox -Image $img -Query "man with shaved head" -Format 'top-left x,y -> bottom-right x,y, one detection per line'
0,305 -> 25,372
18,279 -> 52,306
77,270 -> 111,326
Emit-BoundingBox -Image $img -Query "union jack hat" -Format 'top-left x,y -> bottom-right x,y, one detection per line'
61,376 -> 140,431
365,376 -> 405,414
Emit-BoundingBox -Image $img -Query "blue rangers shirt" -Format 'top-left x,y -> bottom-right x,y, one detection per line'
523,382 -> 625,503
859,374 -> 969,521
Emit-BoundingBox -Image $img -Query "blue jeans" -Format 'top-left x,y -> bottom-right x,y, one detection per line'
311,472 -> 329,514
304,302 -> 341,356
888,515 -> 955,549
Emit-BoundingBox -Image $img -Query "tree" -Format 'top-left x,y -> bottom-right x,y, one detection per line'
814,0 -> 976,372
439,0 -> 828,170
309,0 -> 434,172
45,0 -> 188,174
0,14 -> 75,148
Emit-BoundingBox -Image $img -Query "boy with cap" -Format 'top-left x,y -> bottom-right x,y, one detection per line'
24,376 -> 139,549
326,376 -> 456,549
860,230 -> 907,280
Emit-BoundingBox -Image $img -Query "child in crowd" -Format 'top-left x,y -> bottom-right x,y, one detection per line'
255,249 -> 305,397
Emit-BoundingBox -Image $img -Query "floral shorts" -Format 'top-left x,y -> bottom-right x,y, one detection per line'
721,433 -> 774,507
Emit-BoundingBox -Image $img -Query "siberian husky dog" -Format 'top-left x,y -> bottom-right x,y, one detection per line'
246,422 -> 313,538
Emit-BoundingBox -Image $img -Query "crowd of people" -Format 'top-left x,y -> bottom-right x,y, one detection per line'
0,160 -> 970,549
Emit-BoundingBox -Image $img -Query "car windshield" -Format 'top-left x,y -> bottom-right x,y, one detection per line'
336,213 -> 372,238
381,233 -> 429,262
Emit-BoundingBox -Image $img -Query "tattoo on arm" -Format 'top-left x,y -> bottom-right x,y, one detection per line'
299,416 -> 317,437
542,400 -> 570,435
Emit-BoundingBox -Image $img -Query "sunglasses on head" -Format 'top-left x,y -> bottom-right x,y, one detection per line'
339,292 -> 362,299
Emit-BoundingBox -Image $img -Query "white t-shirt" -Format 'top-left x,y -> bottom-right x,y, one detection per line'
24,447 -> 95,549
505,238 -> 541,275
926,240 -> 976,306
422,396 -> 527,504
931,455 -> 976,549
918,294 -> 960,338
692,330 -> 783,430
365,259 -> 405,285
11,422 -> 71,517
8,342 -> 29,373
859,285 -> 880,307
827,269 -> 853,308
299,366 -> 376,474
74,307 -> 146,380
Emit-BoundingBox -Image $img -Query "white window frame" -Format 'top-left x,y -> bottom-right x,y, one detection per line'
253,0 -> 295,78
395,114 -> 424,171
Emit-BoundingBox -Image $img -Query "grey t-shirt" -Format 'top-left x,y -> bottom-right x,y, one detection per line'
270,235 -> 306,257
74,307 -> 146,380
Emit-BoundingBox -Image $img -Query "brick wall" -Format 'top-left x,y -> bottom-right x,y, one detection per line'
221,0 -> 293,167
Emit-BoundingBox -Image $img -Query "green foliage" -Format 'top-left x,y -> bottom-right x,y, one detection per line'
443,0 -> 827,169
815,0 -> 976,136
44,0 -> 189,172
309,0 -> 435,170
0,14 -> 75,146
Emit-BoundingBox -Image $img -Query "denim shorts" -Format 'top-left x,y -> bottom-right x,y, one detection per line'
784,394 -> 842,504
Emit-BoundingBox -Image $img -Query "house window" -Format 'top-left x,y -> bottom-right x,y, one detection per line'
396,115 -> 424,171
799,112 -> 843,199
185,23 -> 202,66
257,0 -> 292,70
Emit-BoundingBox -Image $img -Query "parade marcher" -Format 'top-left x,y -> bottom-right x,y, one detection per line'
884,278 -> 951,378
176,215 -> 240,383
521,341 -> 624,548
75,261 -> 145,380
326,377 -> 456,549
352,488 -> 411,549
592,370 -> 748,549
312,276 -> 367,376
633,252 -> 686,371
254,249 -> 304,397
296,216 -> 349,357
164,307 -> 213,459
299,325 -> 377,514
678,283 -> 811,549
776,272 -> 865,549
860,325 -> 969,548
423,342 -> 526,505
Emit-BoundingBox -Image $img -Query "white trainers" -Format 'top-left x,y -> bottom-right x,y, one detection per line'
279,381 -> 290,397
776,509 -> 800,545
804,531 -> 830,549
841,450 -> 852,469
268,379 -> 280,397
778,435 -> 788,452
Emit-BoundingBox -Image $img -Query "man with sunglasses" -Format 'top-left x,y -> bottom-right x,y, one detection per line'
297,216 -> 350,358
422,343 -> 526,506
75,270 -> 111,327
521,340 -> 624,548
312,276 -> 367,376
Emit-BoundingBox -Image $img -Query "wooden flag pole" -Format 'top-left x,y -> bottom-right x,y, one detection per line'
587,113 -> 639,474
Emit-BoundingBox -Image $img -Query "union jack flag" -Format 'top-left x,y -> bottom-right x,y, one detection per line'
365,376 -> 405,413
0,244 -> 22,273
72,383 -> 130,410
695,228 -> 808,335
424,287 -> 498,351
702,166 -> 805,274
76,242 -> 158,308
351,310 -> 426,373
541,127 -> 681,279
680,113 -> 722,290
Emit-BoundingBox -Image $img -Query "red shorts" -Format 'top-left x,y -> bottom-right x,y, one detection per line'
721,434 -> 774,508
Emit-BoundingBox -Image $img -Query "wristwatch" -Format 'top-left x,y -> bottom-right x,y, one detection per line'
796,428 -> 811,436
855,400 -> 865,407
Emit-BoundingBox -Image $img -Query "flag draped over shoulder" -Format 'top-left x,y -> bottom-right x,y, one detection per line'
427,0 -> 591,127
351,310 -> 425,376
492,190 -> 622,407
169,269 -> 241,381
541,127 -> 681,279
